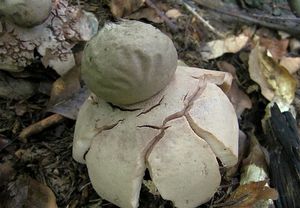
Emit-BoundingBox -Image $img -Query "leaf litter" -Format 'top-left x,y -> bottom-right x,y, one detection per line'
1,0 -> 300,207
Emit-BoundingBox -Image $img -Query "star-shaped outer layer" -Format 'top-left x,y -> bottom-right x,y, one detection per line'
73,66 -> 239,208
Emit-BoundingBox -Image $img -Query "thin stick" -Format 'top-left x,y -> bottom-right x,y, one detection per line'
145,0 -> 179,32
19,114 -> 65,142
182,1 -> 225,38
192,0 -> 300,35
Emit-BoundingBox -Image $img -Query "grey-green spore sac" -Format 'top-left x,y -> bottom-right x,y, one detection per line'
0,0 -> 52,27
81,21 -> 178,106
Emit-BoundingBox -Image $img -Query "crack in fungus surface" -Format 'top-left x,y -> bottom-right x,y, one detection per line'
137,125 -> 166,130
81,119 -> 125,161
143,78 -> 208,160
137,96 -> 164,117
109,102 -> 141,112
94,119 -> 125,137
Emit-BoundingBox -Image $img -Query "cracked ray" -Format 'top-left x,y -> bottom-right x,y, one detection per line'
137,96 -> 164,117
142,78 -> 208,160
94,119 -> 125,137
109,102 -> 141,112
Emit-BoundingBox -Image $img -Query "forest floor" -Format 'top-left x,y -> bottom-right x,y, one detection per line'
1,0 -> 300,207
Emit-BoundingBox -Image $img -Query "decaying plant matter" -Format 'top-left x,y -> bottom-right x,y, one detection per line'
73,21 -> 239,208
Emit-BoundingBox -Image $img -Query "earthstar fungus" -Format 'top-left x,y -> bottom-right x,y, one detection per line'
0,0 -> 98,75
73,21 -> 239,208
0,0 -> 52,27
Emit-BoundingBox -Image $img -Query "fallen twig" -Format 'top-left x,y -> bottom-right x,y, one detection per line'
182,0 -> 225,38
191,0 -> 300,35
145,0 -> 179,32
18,114 -> 65,142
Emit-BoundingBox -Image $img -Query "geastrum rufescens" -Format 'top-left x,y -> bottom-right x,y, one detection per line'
73,21 -> 239,208
0,0 -> 98,75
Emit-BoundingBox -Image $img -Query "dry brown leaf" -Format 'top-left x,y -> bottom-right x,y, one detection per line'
110,0 -> 145,17
259,37 -> 289,60
127,7 -> 163,23
248,44 -> 297,111
26,177 -> 57,208
47,66 -> 89,119
289,38 -> 300,53
240,132 -> 274,208
201,33 -> 249,60
240,133 -> 269,184
0,135 -> 11,151
277,31 -> 290,39
165,9 -> 182,19
0,161 -> 14,186
47,86 -> 89,120
1,175 -> 57,208
48,66 -> 80,108
0,71 -> 37,100
0,162 -> 15,206
217,61 -> 252,117
280,57 -> 300,74
126,2 -> 171,23
46,48 -> 83,119
238,134 -> 275,207
229,89 -> 251,116
224,181 -> 278,208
